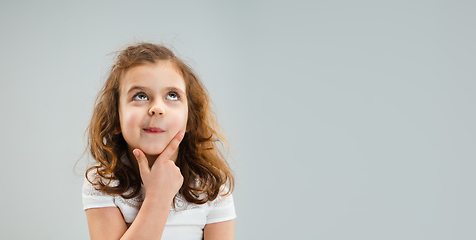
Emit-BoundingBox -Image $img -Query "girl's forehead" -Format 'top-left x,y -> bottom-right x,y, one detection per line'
119,62 -> 186,92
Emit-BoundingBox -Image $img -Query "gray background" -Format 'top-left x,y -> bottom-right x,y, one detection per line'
1,0 -> 475,239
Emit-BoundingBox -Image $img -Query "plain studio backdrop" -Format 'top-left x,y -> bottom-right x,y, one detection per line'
1,1 -> 475,239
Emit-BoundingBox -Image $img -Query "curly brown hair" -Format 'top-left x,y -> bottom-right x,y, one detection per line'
86,42 -> 234,204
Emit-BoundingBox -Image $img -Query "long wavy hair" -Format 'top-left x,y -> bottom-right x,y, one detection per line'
86,42 -> 234,204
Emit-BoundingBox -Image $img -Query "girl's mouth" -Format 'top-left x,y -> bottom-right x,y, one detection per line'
143,127 -> 165,133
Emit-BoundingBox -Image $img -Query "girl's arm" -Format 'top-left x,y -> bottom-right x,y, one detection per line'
86,132 -> 184,240
203,219 -> 235,240
86,207 -> 127,239
86,196 -> 172,240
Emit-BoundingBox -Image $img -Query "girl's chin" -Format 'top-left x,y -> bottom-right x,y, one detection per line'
127,144 -> 178,161
128,146 -> 164,157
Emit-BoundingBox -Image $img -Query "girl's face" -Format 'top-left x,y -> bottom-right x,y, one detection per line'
118,61 -> 188,161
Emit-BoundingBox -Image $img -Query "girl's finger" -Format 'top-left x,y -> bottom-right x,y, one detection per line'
157,131 -> 184,163
133,149 -> 150,176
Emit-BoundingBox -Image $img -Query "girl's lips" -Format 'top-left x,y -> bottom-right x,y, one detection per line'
143,127 -> 165,133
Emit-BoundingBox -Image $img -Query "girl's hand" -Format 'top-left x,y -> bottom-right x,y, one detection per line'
132,132 -> 184,202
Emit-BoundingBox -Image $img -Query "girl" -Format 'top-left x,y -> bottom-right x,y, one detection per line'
82,42 -> 236,240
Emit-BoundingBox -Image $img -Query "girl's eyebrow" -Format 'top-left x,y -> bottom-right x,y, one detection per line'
126,85 -> 186,94
126,85 -> 147,94
166,86 -> 186,94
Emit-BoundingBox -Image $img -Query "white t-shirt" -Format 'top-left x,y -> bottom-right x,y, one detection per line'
82,163 -> 236,240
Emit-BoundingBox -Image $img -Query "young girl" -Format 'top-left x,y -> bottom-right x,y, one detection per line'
82,42 -> 235,240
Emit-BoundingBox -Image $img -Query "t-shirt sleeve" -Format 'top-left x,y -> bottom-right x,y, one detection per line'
82,175 -> 116,210
206,192 -> 236,224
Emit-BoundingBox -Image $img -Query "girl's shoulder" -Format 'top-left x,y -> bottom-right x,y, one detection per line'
204,187 -> 236,224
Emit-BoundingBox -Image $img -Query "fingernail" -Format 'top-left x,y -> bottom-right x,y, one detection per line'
179,132 -> 184,138
133,150 -> 139,157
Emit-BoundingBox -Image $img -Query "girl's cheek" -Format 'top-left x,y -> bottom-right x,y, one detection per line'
129,111 -> 143,124
122,108 -> 142,128
171,110 -> 188,131
181,113 -> 189,131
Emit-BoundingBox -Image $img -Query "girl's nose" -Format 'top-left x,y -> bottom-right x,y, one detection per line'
149,106 -> 164,116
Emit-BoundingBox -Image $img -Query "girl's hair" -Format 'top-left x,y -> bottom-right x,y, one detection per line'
86,42 -> 234,204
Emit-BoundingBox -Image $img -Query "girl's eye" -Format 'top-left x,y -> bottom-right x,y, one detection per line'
133,92 -> 149,101
166,92 -> 179,101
